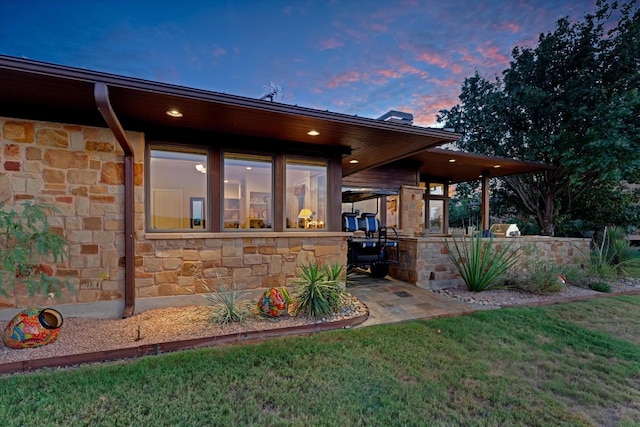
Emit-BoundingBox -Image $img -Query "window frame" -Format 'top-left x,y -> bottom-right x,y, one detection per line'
221,151 -> 275,232
285,156 -> 329,231
145,143 -> 211,233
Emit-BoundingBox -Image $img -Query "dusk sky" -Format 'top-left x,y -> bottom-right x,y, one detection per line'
1,0 -> 597,126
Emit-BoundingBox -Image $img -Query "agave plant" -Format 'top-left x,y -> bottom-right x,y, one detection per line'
444,234 -> 520,292
196,268 -> 253,325
293,262 -> 347,318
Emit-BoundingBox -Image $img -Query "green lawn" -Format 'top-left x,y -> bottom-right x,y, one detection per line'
1,296 -> 639,426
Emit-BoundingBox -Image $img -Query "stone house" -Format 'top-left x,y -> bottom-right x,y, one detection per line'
0,55 -> 586,319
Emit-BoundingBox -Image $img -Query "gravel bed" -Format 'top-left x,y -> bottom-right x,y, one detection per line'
0,295 -> 367,366
434,277 -> 640,307
2,279 -> 639,368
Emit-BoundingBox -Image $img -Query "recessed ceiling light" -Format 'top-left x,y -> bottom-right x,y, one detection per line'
493,164 -> 501,168
307,130 -> 320,136
448,159 -> 456,163
246,166 -> 252,170
349,159 -> 359,164
224,179 -> 229,183
166,109 -> 183,118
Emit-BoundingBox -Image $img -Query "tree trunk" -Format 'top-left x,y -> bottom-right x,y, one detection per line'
540,182 -> 555,236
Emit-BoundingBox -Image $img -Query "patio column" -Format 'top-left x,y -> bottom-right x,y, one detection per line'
481,173 -> 490,232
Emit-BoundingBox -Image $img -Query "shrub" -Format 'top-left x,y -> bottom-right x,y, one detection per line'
444,234 -> 520,292
0,202 -> 69,299
293,262 -> 347,318
590,226 -> 640,278
509,261 -> 567,295
589,281 -> 612,293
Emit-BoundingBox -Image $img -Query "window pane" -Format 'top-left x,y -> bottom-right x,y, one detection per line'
429,200 -> 444,233
286,159 -> 327,229
149,149 -> 207,231
223,153 -> 272,230
429,183 -> 444,196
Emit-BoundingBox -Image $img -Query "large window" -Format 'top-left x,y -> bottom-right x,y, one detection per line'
147,146 -> 331,233
286,159 -> 327,229
148,148 -> 208,231
223,153 -> 273,230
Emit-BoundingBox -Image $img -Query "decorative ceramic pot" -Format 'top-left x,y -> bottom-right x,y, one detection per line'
2,307 -> 64,349
257,288 -> 290,317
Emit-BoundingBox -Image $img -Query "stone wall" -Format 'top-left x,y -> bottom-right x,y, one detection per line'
0,116 -> 348,314
390,236 -> 591,290
0,117 -> 141,309
137,234 -> 347,297
399,185 -> 425,236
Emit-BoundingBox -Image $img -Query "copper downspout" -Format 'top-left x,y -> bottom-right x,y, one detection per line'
94,83 -> 136,318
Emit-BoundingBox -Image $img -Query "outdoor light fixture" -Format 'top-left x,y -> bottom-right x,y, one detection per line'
349,159 -> 359,164
307,130 -> 320,136
166,109 -> 183,118
195,163 -> 206,173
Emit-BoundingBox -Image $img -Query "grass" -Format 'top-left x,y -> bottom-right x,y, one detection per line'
1,296 -> 640,426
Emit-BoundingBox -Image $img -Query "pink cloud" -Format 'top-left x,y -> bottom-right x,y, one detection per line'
415,51 -> 450,69
326,70 -> 366,88
318,38 -> 344,51
378,68 -> 402,79
407,93 -> 461,126
412,49 -> 463,74
477,45 -> 509,66
497,22 -> 522,33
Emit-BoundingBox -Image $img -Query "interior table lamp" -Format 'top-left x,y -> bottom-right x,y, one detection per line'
298,208 -> 313,228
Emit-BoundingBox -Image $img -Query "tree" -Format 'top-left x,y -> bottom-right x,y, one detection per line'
439,0 -> 640,236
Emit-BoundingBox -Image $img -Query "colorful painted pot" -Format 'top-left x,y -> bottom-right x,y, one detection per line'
257,288 -> 290,317
2,307 -> 64,349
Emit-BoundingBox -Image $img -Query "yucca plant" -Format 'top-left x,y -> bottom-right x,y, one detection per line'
590,226 -> 640,278
444,234 -> 520,292
293,262 -> 347,318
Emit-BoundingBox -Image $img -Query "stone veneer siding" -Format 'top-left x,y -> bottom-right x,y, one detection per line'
138,234 -> 347,297
390,236 -> 591,290
399,185 -> 425,236
0,117 -> 347,312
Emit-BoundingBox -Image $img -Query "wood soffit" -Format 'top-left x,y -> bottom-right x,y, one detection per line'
0,55 -> 550,182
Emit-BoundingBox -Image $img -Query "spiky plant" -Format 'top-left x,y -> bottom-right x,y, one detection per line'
444,234 -> 520,292
590,226 -> 640,278
293,262 -> 346,318
196,268 -> 253,325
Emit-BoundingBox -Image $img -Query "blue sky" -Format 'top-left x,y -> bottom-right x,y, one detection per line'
0,0 -> 596,126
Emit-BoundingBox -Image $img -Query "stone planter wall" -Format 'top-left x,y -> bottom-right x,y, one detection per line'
390,236 -> 591,290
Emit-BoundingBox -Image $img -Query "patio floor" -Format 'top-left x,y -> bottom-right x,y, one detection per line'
347,273 -> 491,326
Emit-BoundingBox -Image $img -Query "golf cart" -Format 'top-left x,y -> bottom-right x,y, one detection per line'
342,189 -> 399,278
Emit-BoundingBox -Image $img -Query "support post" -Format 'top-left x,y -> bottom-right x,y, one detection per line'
481,173 -> 490,232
